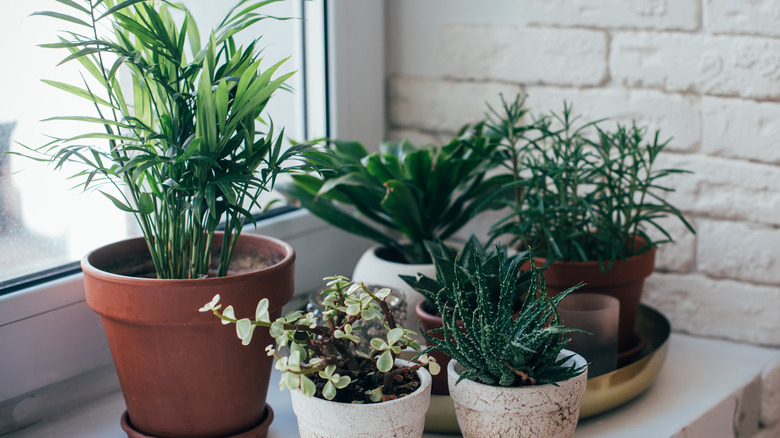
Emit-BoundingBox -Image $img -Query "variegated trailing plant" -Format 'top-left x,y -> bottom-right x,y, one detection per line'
19,0 -> 308,279
405,237 -> 586,387
202,275 -> 440,403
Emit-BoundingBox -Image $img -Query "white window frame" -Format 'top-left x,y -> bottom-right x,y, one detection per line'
0,0 -> 384,433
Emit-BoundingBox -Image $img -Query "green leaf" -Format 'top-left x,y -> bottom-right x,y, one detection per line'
387,327 -> 404,345
322,381 -> 336,400
380,180 -> 425,243
100,191 -> 134,212
376,350 -> 393,373
31,11 -> 90,27
41,80 -> 114,108
300,374 -> 316,397
137,192 -> 154,215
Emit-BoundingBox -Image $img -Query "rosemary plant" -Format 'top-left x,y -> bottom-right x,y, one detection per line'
481,94 -> 694,269
406,238 -> 585,387
22,0 -> 307,279
202,275 -> 440,403
279,134 -> 501,264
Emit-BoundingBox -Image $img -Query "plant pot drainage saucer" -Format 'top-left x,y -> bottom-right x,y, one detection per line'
120,404 -> 274,438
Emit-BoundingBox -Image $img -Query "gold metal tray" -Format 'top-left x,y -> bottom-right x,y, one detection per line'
579,304 -> 670,418
422,304 -> 670,432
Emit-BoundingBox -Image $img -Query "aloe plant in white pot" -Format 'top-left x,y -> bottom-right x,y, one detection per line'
21,1 -> 308,436
409,239 -> 588,437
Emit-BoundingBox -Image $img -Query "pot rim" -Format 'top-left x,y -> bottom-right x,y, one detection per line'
81,232 -> 295,284
290,358 -> 432,408
365,244 -> 433,269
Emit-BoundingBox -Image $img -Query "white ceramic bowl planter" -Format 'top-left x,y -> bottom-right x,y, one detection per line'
290,360 -> 433,438
352,245 -> 436,332
448,350 -> 588,438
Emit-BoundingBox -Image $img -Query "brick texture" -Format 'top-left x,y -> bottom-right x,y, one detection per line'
525,86 -> 700,152
526,0 -> 699,30
440,25 -> 608,86
703,96 -> 780,165
643,273 -> 780,346
706,0 -> 780,37
657,154 -> 780,227
697,219 -> 780,285
611,32 -> 780,99
388,76 -> 522,133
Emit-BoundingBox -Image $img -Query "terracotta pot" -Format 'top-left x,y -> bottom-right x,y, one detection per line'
352,245 -> 435,334
448,350 -> 588,438
530,244 -> 656,351
289,359 -> 432,438
415,301 -> 452,395
82,233 -> 295,438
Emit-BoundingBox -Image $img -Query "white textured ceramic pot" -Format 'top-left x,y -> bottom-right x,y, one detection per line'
289,360 -> 433,438
448,350 -> 588,438
352,245 -> 435,332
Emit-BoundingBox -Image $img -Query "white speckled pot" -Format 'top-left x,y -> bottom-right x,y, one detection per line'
289,360 -> 432,438
448,350 -> 588,438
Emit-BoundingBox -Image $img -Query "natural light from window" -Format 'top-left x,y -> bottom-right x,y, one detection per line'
0,0 -> 320,284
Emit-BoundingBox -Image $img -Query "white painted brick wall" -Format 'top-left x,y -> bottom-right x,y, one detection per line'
440,25 -> 608,86
703,96 -> 780,165
386,1 -> 780,360
643,273 -> 780,346
697,219 -> 780,285
611,32 -> 780,99
525,0 -> 699,30
388,76 -> 522,133
706,0 -> 780,37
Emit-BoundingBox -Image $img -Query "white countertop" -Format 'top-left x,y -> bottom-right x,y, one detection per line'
6,333 -> 779,438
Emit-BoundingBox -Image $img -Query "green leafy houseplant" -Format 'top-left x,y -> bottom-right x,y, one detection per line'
480,94 -> 694,269
279,135 -> 500,264
407,237 -> 585,387
202,275 -> 440,403
23,0 -> 307,279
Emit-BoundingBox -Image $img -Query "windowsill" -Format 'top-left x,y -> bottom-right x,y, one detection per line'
5,333 -> 778,438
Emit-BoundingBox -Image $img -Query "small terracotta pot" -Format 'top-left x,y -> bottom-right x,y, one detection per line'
352,245 -> 435,334
83,233 -> 294,438
415,301 -> 452,395
448,350 -> 588,438
530,243 -> 656,351
289,359 -> 432,438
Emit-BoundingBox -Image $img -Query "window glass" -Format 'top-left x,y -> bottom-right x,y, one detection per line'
0,0 -> 320,284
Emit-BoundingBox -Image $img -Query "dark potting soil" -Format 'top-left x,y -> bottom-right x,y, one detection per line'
310,367 -> 421,404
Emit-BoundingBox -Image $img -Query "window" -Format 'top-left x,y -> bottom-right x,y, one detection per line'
0,0 -> 326,287
0,2 -> 385,427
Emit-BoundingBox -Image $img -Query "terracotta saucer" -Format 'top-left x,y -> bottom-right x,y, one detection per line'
120,404 -> 274,438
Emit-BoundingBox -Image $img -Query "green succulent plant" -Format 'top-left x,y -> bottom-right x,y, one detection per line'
279,133 -> 501,265
202,275 -> 440,403
20,0 -> 308,279
478,94 -> 695,270
405,237 -> 585,387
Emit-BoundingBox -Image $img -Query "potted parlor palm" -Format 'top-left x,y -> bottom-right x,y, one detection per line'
24,1 -> 306,436
410,239 -> 588,437
279,136 -> 501,329
203,275 -> 439,438
479,94 -> 694,353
